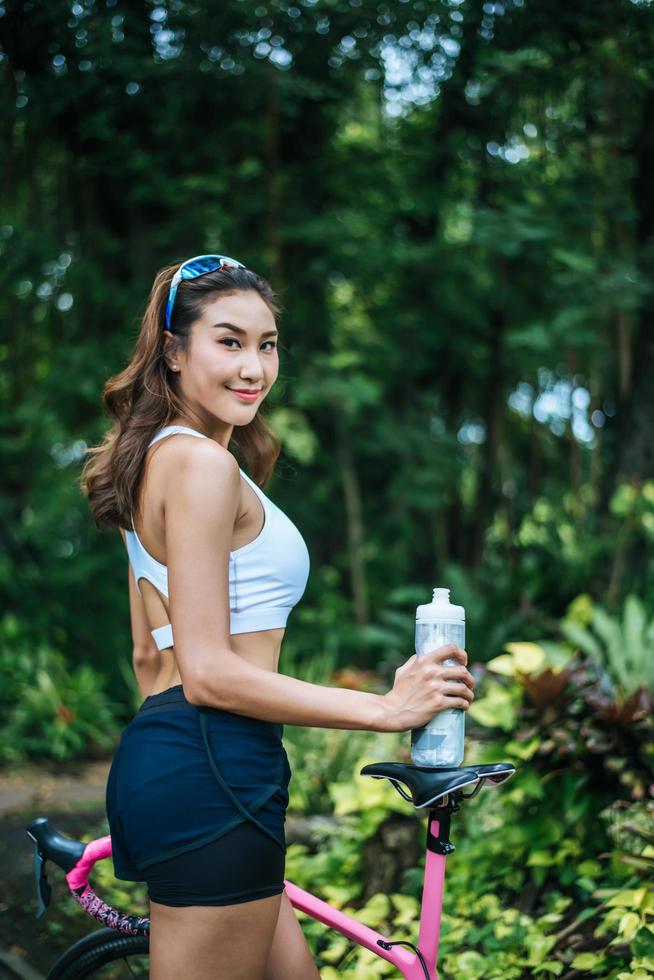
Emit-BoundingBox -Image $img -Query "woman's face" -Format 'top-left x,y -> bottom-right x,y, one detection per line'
165,290 -> 279,445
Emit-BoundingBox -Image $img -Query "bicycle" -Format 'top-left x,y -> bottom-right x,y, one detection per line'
26,759 -> 515,979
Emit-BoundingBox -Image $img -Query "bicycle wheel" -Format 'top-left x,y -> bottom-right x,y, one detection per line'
46,928 -> 149,979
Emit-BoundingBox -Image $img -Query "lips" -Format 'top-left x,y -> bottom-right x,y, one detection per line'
227,387 -> 262,394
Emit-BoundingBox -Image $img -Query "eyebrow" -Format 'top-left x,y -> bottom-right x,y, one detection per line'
211,322 -> 278,338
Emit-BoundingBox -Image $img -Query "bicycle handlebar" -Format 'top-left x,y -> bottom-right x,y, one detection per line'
26,817 -> 151,937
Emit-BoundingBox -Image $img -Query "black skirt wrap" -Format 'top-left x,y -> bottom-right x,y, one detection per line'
105,685 -> 291,881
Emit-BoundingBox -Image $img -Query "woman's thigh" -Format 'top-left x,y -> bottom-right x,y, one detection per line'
265,891 -> 321,980
143,820 -> 289,978
150,892 -> 283,980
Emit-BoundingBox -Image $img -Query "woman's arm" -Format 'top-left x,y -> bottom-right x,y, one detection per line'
121,529 -> 162,698
165,441 -> 474,733
163,441 -> 381,728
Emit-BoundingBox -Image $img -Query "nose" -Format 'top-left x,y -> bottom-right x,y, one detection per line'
238,348 -> 265,383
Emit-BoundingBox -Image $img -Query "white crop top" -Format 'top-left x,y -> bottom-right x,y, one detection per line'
123,425 -> 310,650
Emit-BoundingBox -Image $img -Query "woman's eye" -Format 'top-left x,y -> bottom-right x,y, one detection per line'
220,338 -> 277,350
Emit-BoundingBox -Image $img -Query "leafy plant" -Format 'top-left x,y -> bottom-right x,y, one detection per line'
561,594 -> 654,696
281,642 -> 402,813
0,613 -> 122,763
469,636 -> 654,803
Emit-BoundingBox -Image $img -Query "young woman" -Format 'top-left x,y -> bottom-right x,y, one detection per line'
80,254 -> 475,980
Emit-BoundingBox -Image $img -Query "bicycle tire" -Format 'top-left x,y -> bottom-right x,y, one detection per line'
46,928 -> 149,980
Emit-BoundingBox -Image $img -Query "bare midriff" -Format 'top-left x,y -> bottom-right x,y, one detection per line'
140,602 -> 285,694
131,437 -> 282,696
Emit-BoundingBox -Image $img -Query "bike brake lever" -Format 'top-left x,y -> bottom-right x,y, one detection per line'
27,833 -> 51,918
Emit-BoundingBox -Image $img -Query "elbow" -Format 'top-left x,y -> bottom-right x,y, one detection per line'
182,680 -> 207,707
180,652 -> 241,710
132,644 -> 159,671
180,665 -> 221,708
183,676 -> 229,709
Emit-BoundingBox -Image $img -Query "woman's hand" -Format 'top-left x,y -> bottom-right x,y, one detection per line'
379,643 -> 474,733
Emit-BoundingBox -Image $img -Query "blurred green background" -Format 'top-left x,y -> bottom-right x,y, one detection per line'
1,1 -> 653,976
2,0 -> 653,701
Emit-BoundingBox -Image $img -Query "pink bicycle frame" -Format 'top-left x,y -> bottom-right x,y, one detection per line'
33,765 -> 514,976
58,811 -> 451,978
285,810 -> 447,980
62,817 -> 447,977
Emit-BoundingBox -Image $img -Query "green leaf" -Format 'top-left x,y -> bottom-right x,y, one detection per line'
467,682 -> 519,731
571,953 -> 604,969
618,912 -> 642,942
532,962 -> 564,976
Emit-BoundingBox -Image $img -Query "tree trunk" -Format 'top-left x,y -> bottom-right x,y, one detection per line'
472,308 -> 505,566
615,87 -> 654,483
336,424 -> 369,626
265,54 -> 283,290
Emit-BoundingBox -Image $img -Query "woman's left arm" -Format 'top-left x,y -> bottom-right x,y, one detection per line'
121,529 -> 161,698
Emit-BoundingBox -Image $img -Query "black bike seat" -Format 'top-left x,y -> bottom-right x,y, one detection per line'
360,762 -> 515,808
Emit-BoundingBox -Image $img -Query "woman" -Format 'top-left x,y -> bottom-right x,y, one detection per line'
80,254 -> 475,980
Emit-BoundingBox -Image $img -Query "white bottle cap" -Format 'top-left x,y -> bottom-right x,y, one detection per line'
416,586 -> 465,623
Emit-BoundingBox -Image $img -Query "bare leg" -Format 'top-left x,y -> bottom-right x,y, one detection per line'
264,891 -> 321,980
150,892 -> 283,980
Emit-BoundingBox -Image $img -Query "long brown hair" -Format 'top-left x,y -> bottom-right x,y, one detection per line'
80,259 -> 283,531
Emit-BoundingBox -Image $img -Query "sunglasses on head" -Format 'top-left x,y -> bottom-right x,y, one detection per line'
164,254 -> 246,331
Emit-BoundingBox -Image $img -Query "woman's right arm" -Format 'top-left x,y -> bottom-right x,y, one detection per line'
165,441 -> 474,733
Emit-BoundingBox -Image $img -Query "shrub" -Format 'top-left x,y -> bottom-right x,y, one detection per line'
0,613 -> 122,763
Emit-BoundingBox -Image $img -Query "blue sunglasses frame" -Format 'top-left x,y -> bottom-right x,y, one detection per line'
164,254 -> 246,330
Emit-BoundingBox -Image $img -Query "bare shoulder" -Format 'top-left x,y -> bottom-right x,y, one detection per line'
153,433 -> 239,474
162,437 -> 241,516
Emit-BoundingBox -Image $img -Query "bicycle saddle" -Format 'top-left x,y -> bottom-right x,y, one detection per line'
360,762 -> 515,808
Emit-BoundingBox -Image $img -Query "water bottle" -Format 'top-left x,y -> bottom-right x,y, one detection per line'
410,587 -> 466,768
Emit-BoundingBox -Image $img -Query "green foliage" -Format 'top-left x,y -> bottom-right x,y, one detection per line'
29,611 -> 653,977
561,593 -> 654,695
283,647 -> 392,813
3,0 -> 654,687
286,745 -> 651,977
469,620 -> 654,803
277,600 -> 652,976
452,610 -> 654,976
0,613 -> 122,763
610,482 -> 654,541
4,3 -> 654,974
602,799 -> 654,882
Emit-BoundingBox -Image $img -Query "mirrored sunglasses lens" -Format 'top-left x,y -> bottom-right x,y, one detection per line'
180,258 -> 221,280
180,256 -> 243,280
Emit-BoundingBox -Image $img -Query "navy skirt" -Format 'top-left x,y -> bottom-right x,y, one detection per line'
105,685 -> 291,881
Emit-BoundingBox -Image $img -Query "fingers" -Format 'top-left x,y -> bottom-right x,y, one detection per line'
400,647 -> 473,688
447,697 -> 473,710
441,681 -> 474,704
439,663 -> 474,688
423,643 -> 468,667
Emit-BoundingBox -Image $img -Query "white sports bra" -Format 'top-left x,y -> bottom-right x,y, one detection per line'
123,425 -> 310,650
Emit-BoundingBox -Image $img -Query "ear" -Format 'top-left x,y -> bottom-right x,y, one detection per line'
162,330 -> 180,372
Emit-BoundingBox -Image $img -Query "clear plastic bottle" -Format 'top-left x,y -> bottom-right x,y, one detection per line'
410,587 -> 466,768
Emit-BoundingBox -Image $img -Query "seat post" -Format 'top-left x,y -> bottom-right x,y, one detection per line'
425,794 -> 460,856
417,795 -> 461,976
